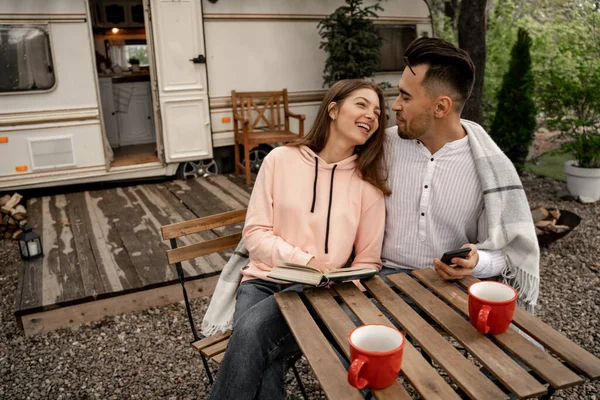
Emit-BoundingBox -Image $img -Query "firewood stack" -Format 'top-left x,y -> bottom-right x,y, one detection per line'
0,193 -> 27,240
531,206 -> 570,236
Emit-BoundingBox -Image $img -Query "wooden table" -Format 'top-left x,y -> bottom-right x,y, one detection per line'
275,269 -> 600,400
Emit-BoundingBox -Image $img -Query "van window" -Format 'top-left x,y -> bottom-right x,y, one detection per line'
0,25 -> 55,93
376,25 -> 417,72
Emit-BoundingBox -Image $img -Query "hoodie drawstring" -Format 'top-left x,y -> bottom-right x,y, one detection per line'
310,158 -> 337,254
324,164 -> 337,254
310,157 -> 318,213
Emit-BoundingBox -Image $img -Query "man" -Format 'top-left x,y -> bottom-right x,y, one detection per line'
381,37 -> 540,312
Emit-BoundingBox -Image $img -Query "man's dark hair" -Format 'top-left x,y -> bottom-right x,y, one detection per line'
404,37 -> 475,109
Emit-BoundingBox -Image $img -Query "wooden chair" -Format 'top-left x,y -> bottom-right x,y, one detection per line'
160,209 -> 308,399
232,89 -> 306,184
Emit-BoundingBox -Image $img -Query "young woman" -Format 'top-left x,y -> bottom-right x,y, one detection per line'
208,79 -> 391,400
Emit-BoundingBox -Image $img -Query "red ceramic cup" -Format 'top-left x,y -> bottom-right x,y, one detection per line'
468,281 -> 518,334
347,324 -> 404,390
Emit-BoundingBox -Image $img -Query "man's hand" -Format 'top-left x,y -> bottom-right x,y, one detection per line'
434,244 -> 478,280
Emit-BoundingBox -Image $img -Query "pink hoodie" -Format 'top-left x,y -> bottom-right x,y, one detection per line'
241,145 -> 385,282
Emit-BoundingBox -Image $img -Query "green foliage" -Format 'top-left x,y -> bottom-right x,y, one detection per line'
534,1 -> 600,168
561,132 -> 600,168
483,1 -> 518,126
318,0 -> 384,86
128,57 -> 140,65
126,46 -> 148,66
427,0 -> 459,45
490,28 -> 536,173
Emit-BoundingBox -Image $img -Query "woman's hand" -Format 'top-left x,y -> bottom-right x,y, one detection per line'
306,257 -> 323,272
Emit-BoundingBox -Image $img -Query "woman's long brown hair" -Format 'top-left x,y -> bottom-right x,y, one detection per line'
289,79 -> 391,196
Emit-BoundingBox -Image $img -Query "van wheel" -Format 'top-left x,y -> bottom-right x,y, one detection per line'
177,159 -> 220,180
240,145 -> 272,173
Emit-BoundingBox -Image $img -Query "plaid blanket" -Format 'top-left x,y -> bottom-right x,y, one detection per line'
200,239 -> 249,336
463,119 -> 540,312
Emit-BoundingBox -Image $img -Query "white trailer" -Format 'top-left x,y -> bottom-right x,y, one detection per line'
0,0 -> 432,190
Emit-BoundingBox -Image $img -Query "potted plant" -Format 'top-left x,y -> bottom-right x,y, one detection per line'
128,57 -> 140,72
562,129 -> 600,202
536,19 -> 600,202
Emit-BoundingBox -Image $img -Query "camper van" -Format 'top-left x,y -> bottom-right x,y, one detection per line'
0,0 -> 432,190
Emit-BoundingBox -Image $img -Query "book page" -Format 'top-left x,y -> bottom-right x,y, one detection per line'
324,267 -> 377,282
278,261 -> 321,272
267,265 -> 324,286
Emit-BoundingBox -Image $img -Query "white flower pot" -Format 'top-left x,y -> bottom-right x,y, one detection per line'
564,160 -> 600,203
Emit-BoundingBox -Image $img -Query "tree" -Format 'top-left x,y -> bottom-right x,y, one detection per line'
490,28 -> 536,173
318,0 -> 383,87
458,0 -> 488,124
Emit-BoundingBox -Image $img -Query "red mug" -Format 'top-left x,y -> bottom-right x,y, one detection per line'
468,281 -> 517,334
347,324 -> 404,390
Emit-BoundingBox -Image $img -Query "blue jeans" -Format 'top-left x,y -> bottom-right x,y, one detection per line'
207,279 -> 304,400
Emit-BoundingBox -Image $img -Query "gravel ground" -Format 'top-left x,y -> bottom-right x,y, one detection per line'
1,173 -> 599,399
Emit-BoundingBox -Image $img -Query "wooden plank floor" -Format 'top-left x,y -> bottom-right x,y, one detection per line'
15,174 -> 253,320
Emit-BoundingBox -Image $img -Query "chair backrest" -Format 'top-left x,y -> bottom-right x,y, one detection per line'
231,89 -> 289,132
161,208 -> 247,340
162,208 -> 247,265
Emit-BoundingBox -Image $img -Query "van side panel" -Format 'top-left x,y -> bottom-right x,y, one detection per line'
0,22 -> 100,113
0,0 -> 87,15
0,1 -> 106,184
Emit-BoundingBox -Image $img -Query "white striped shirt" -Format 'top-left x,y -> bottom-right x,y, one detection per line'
382,127 -> 506,278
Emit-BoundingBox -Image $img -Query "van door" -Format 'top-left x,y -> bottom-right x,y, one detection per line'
148,0 -> 212,163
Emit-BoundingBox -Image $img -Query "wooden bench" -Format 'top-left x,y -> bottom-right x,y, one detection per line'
232,89 -> 306,184
160,208 -> 308,398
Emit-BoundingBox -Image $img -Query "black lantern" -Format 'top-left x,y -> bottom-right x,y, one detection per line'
17,223 -> 43,260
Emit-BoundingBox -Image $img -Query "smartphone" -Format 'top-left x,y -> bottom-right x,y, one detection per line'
440,248 -> 471,266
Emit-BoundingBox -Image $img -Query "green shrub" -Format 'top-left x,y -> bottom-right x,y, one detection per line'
318,0 -> 383,87
490,28 -> 536,173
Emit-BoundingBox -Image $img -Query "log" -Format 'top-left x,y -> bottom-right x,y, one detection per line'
4,231 -> 13,240
555,225 -> 571,233
546,224 -> 559,233
531,207 -> 549,223
0,194 -> 10,208
11,229 -> 23,240
7,217 -> 17,227
1,193 -> 23,214
19,219 -> 27,228
535,220 -> 553,228
10,204 -> 27,220
1,214 -> 10,225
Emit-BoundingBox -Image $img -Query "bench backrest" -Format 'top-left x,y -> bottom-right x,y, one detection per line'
231,89 -> 290,132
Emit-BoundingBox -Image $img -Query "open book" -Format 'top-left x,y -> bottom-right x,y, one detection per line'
267,261 -> 377,287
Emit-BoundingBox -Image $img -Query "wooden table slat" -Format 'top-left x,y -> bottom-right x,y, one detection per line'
387,274 -> 547,399
334,283 -> 462,400
362,276 -> 509,400
456,275 -> 600,380
275,291 -> 364,400
412,269 -> 584,389
304,288 -> 412,400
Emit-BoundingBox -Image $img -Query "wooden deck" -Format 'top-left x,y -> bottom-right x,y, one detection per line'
15,174 -> 253,336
